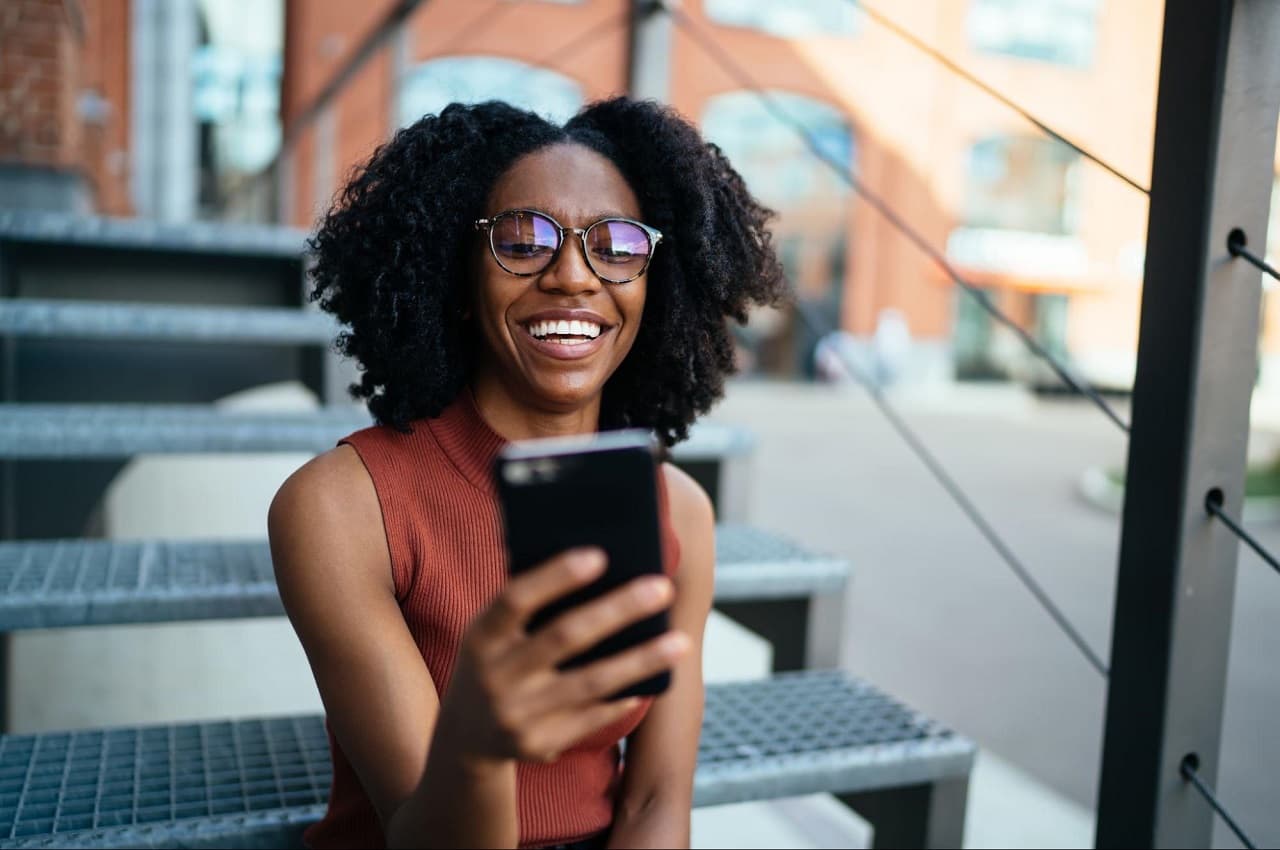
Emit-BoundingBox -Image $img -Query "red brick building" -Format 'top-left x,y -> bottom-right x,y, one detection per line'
4,0 -> 1279,382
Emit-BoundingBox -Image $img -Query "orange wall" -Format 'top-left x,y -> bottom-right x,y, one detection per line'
277,0 -> 1279,369
0,0 -> 132,214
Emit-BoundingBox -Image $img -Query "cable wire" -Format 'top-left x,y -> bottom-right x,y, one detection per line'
847,0 -> 1150,195
1205,493 -> 1280,577
803,302 -> 1110,677
1180,756 -> 1258,850
666,6 -> 1132,435
1228,229 -> 1280,285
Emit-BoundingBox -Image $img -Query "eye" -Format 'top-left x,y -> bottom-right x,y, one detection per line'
592,246 -> 641,264
502,241 -> 554,258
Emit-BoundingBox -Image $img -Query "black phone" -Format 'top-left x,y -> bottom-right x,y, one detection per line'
495,429 -> 672,700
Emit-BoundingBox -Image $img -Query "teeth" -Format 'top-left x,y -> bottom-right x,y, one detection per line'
524,319 -> 603,340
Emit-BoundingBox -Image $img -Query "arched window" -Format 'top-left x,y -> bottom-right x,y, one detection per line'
397,56 -> 583,128
702,91 -> 854,375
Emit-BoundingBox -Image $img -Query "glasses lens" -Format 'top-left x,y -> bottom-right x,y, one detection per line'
491,211 -> 559,274
586,220 -> 652,282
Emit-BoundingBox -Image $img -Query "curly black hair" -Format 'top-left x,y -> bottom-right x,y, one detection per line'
308,97 -> 788,446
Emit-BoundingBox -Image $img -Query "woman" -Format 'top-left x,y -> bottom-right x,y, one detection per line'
268,97 -> 786,849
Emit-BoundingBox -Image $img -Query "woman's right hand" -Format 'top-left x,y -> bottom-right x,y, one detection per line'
434,547 -> 689,765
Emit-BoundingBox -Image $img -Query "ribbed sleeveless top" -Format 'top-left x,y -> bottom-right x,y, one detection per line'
302,390 -> 680,849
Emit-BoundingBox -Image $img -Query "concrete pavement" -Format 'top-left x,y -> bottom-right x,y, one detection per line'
712,379 -> 1279,849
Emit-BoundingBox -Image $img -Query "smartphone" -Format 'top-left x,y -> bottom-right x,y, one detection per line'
495,429 -> 672,699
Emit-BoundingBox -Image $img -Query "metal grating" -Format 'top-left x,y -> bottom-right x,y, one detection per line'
0,404 -> 749,462
693,671 -> 973,807
0,211 -> 308,258
0,299 -> 341,346
0,671 -> 973,848
0,540 -> 281,630
713,524 -> 849,600
0,527 -> 850,631
0,716 -> 330,848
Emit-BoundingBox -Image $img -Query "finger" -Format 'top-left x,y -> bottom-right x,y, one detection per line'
527,630 -> 690,716
480,547 -> 606,636
510,574 -> 675,671
527,697 -> 646,763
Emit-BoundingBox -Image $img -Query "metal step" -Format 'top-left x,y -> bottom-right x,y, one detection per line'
0,526 -> 848,631
0,211 -> 307,259
0,404 -> 755,462
0,670 -> 973,848
0,299 -> 340,345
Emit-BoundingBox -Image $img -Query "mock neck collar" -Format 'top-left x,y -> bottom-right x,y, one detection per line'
427,388 -> 508,493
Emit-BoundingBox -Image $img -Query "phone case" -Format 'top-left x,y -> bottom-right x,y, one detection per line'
495,430 -> 671,700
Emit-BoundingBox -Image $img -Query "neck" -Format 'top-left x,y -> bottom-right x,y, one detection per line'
470,368 -> 601,443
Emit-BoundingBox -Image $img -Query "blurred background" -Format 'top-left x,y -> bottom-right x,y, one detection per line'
1,1 -> 1279,848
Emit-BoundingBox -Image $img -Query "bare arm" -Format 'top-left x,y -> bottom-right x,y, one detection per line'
269,446 -> 521,847
270,446 -> 687,849
607,464 -> 716,849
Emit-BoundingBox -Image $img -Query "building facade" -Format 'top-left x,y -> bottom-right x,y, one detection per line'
4,0 -> 1280,384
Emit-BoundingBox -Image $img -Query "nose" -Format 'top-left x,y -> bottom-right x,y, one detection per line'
537,230 -> 602,296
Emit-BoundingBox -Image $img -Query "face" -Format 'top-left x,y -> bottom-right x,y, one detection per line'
471,143 -> 650,414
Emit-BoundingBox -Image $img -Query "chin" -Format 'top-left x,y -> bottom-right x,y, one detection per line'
525,375 -> 605,413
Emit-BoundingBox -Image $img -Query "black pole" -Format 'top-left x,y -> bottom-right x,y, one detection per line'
1097,0 -> 1280,845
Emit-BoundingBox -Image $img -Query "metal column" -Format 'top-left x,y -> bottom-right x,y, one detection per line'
628,0 -> 676,102
1096,0 -> 1280,846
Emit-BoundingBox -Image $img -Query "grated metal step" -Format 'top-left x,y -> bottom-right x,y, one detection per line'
0,670 -> 973,848
0,211 -> 307,259
0,404 -> 753,462
0,299 -> 340,346
0,526 -> 849,631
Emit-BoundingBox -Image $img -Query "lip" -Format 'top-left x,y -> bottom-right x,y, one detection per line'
519,308 -> 614,327
514,308 -> 617,362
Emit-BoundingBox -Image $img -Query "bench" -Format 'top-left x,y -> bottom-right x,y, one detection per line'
0,670 -> 974,849
0,525 -> 849,672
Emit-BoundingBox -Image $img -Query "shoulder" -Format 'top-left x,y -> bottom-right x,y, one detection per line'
661,462 -> 715,582
268,444 -> 393,596
661,462 -> 715,531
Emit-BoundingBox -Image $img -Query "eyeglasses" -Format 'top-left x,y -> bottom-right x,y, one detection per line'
473,208 -> 663,284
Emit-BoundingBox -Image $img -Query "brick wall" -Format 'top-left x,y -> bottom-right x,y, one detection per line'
0,0 -> 131,214
0,0 -> 81,167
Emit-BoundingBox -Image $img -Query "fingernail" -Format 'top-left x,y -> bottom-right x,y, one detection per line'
570,548 -> 606,577
661,632 -> 690,656
637,577 -> 671,603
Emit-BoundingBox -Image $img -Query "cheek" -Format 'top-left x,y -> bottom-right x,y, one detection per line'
616,283 -> 648,354
472,278 -> 516,353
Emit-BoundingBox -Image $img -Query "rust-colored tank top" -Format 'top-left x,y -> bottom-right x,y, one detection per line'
302,390 -> 680,849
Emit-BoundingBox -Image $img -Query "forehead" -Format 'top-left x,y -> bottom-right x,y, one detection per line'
488,143 -> 642,223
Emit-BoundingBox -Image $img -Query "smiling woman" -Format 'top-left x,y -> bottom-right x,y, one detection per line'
267,98 -> 787,850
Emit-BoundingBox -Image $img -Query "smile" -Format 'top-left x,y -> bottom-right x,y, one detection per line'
516,315 -> 614,361
522,319 -> 603,345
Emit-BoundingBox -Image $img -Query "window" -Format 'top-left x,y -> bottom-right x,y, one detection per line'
964,135 -> 1080,235
968,0 -> 1099,68
703,91 -> 854,374
398,56 -> 582,128
192,0 -> 283,218
704,0 -> 860,38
